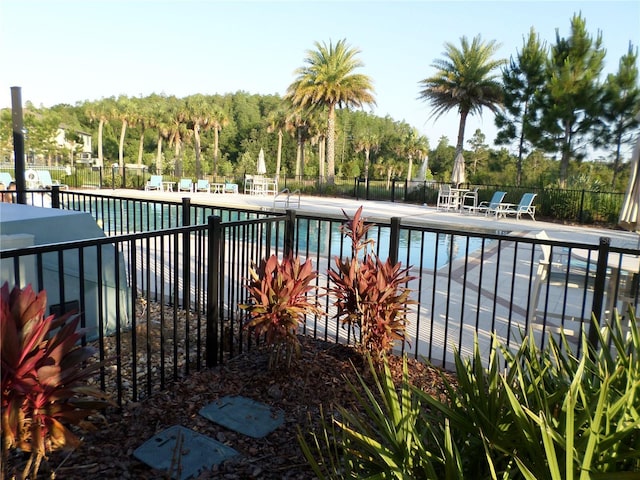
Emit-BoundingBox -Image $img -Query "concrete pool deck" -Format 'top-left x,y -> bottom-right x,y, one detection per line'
109,188 -> 640,249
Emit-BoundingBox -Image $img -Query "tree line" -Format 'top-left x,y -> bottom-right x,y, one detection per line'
0,13 -> 638,191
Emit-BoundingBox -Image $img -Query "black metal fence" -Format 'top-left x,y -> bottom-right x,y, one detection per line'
1,190 -> 639,407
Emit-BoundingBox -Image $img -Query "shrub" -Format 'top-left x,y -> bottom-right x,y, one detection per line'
328,206 -> 416,361
240,254 -> 323,369
298,354 -> 442,479
299,309 -> 640,478
1,282 -> 112,479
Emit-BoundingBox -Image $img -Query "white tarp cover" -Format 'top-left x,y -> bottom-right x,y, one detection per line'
0,202 -> 130,339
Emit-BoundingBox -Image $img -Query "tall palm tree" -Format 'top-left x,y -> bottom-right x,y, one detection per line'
266,105 -> 289,180
167,98 -> 188,177
286,38 -> 375,184
285,107 -> 311,178
418,35 -> 505,156
184,94 -> 213,178
85,97 -> 113,167
209,104 -> 229,177
115,95 -> 133,169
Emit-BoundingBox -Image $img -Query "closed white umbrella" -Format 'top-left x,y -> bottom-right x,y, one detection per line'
619,131 -> 640,232
257,148 -> 267,175
451,151 -> 466,187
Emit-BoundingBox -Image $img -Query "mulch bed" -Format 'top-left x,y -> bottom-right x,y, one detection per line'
6,335 -> 455,479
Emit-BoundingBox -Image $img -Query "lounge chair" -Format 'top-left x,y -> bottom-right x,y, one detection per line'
145,175 -> 163,191
498,192 -> 537,220
36,170 -> 68,190
177,178 -> 193,192
223,182 -> 239,194
195,179 -> 210,193
0,172 -> 13,188
475,191 -> 507,216
528,231 -> 593,344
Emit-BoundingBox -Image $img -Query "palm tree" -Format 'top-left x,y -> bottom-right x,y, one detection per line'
85,97 -> 113,167
286,38 -> 375,184
115,95 -> 133,169
285,107 -> 311,178
209,104 -> 229,177
266,105 -> 289,180
418,35 -> 505,156
184,94 -> 213,178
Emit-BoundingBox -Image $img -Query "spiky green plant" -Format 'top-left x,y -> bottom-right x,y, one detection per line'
240,254 -> 323,369
299,309 -> 640,479
1,282 -> 112,479
298,354 -> 444,479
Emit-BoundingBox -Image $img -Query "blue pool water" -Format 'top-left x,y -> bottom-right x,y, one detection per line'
69,198 -> 492,270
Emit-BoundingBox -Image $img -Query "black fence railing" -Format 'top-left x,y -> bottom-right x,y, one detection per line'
2,191 -> 639,407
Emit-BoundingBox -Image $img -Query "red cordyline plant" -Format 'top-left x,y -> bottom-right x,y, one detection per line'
1,282 -> 112,480
240,254 -> 324,369
328,206 -> 416,361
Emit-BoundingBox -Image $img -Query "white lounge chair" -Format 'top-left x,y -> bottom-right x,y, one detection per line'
145,175 -> 163,191
177,178 -> 193,192
195,179 -> 210,193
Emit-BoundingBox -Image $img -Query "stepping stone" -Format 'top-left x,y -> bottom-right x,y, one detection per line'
133,425 -> 238,480
199,395 -> 284,438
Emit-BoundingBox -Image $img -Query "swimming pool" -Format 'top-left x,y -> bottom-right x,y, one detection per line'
294,218 -> 494,270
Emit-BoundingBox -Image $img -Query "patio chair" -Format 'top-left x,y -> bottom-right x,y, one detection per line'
195,179 -> 210,193
177,178 -> 193,192
36,170 -> 68,190
460,187 -> 479,214
500,192 -> 537,220
145,175 -> 163,191
436,184 -> 454,210
223,182 -> 239,194
476,191 -> 506,216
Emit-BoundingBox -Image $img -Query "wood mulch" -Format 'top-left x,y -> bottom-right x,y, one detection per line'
6,334 -> 455,480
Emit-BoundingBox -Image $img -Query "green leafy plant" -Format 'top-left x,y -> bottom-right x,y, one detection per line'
328,206 -> 416,361
416,309 -> 640,479
300,310 -> 640,479
1,282 -> 112,479
298,354 -> 445,479
240,254 -> 323,369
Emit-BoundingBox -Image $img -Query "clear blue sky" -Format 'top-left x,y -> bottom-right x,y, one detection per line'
1,0 -> 638,158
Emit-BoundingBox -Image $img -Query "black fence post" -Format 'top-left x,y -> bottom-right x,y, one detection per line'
122,165 -> 127,189
389,217 -> 401,265
404,179 -> 408,202
206,215 -> 222,368
353,177 -> 358,199
422,181 -> 427,205
51,185 -> 60,209
182,198 -> 191,310
579,189 -> 586,224
391,178 -> 396,202
588,236 -> 610,351
365,178 -> 370,201
284,209 -> 296,257
11,87 -> 26,205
